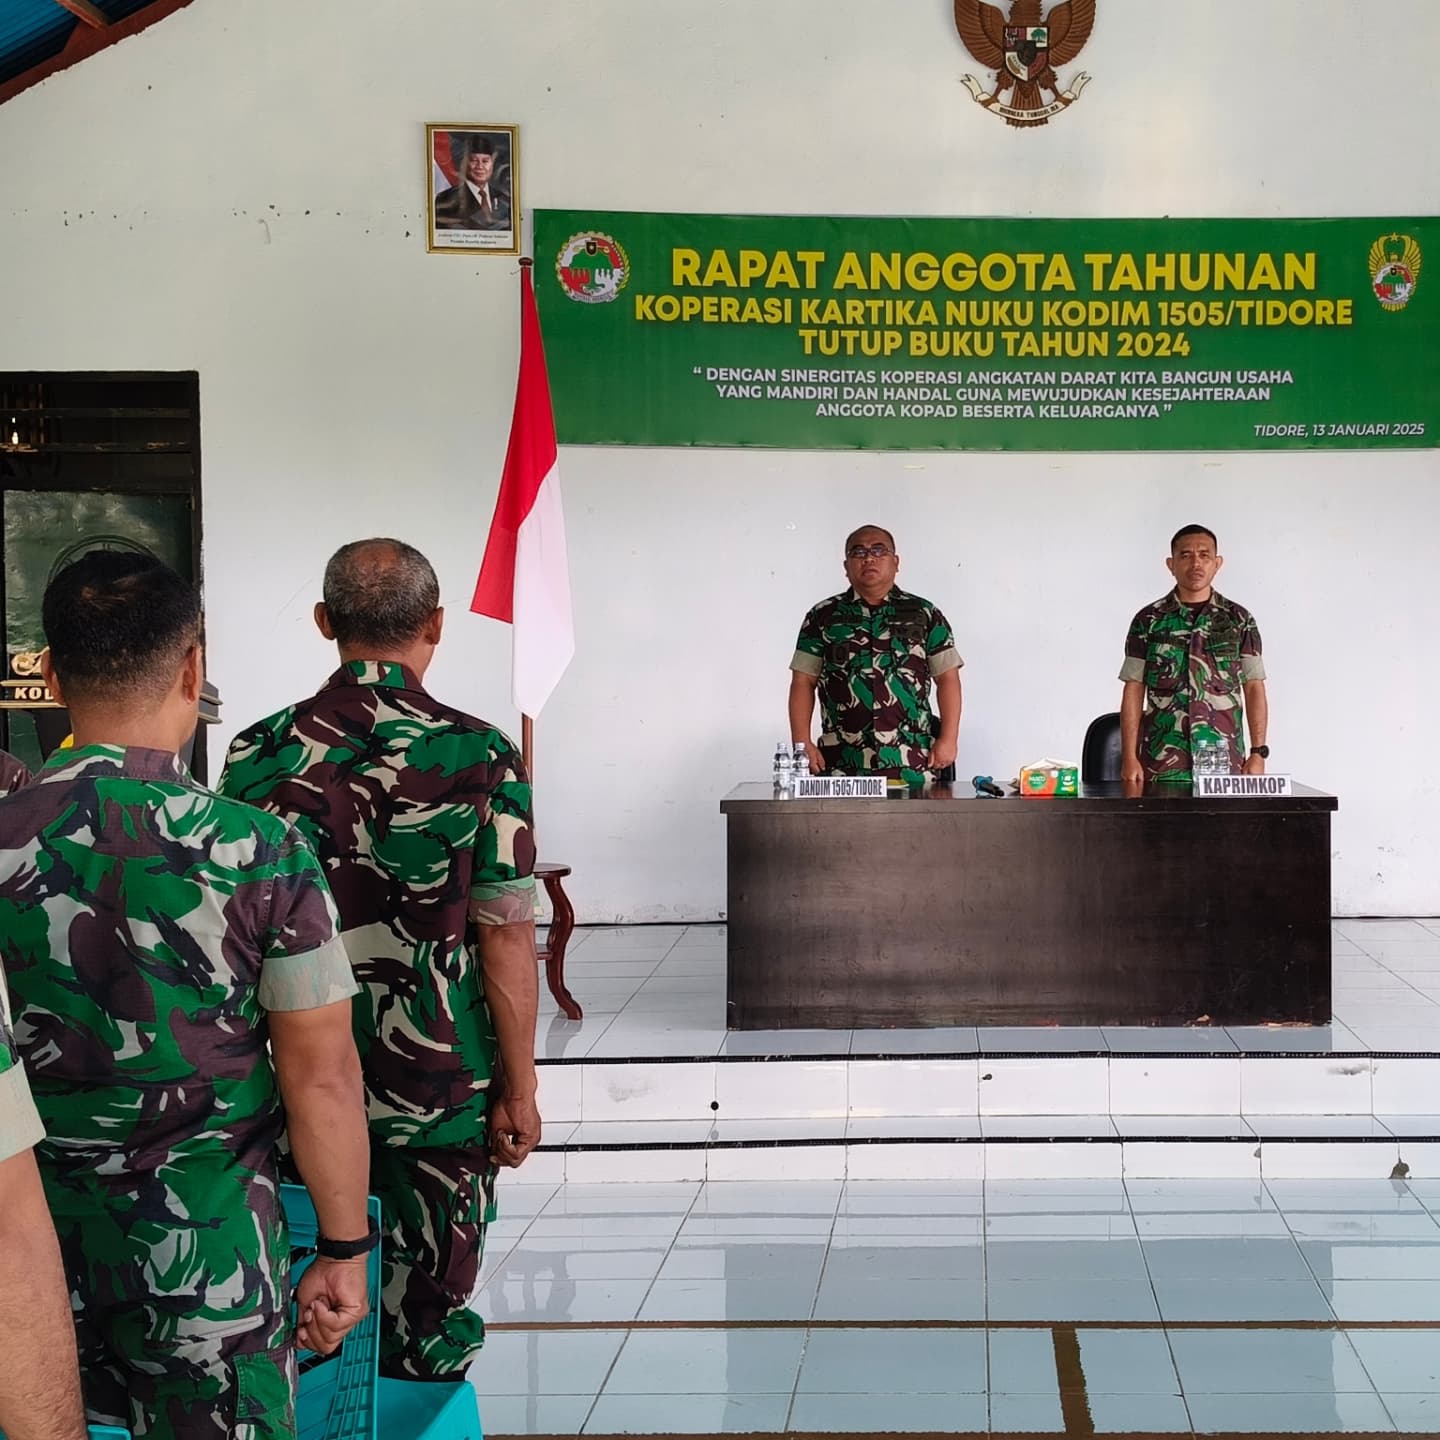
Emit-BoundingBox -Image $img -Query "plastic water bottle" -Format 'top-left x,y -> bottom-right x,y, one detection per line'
791,742 -> 810,795
1193,736 -> 1225,776
774,742 -> 793,796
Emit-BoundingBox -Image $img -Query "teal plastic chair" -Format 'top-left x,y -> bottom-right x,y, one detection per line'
283,1185 -> 383,1440
281,1185 -> 483,1440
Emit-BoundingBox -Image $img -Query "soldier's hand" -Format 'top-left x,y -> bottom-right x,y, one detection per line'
1242,752 -> 1266,776
1120,757 -> 1144,787
490,1089 -> 542,1168
929,737 -> 957,773
802,741 -> 825,775
296,1257 -> 370,1355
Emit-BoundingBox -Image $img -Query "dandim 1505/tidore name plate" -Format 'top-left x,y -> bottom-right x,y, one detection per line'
793,776 -> 887,799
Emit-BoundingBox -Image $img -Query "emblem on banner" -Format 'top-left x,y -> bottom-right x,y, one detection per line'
557,233 -> 630,304
1368,233 -> 1422,312
954,0 -> 1095,128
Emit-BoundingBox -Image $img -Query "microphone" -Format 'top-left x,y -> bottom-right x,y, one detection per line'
972,775 -> 1006,798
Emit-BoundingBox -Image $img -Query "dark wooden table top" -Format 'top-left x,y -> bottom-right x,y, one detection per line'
721,780 -> 1338,813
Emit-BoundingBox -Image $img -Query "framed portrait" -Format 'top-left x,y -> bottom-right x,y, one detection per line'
427,123 -> 519,255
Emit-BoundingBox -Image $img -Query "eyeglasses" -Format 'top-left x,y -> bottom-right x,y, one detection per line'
846,544 -> 894,560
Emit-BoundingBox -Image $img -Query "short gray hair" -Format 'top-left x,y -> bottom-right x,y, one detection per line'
322,539 -> 440,649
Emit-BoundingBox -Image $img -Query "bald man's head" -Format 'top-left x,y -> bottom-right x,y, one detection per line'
321,539 -> 440,650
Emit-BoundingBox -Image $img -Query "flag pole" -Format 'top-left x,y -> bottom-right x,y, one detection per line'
517,256 -> 536,784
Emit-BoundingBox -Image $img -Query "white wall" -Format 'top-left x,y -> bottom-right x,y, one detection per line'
1,0 -> 1436,917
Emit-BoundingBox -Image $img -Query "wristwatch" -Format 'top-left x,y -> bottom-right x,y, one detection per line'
316,1216 -> 380,1260
1250,745 -> 1270,759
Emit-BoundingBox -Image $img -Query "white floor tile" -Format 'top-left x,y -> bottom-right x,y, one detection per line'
714,1060 -> 848,1120
987,1277 -> 1160,1321
585,1030 -> 728,1059
1123,1141 -> 1262,1179
536,1065 -> 583,1123
981,1115 -> 1116,1138
845,1141 -> 986,1181
605,1327 -> 807,1394
583,1391 -> 790,1434
1184,1390 -> 1393,1433
657,1240 -> 826,1282
706,1145 -> 847,1182
492,1242 -> 669,1283
1373,1057 -> 1440,1112
469,1328 -> 628,1395
813,1272 -> 986,1320
581,1061 -> 716,1121
719,1031 -> 849,1057
1109,1057 -> 1241,1113
788,1391 -> 988,1432
850,1026 -> 979,1055
796,1327 -> 987,1394
636,1276 -> 818,1321
478,1275 -> 652,1324
979,1057 -> 1109,1114
1240,1056 -> 1373,1114
1102,1026 -> 1238,1052
565,1148 -> 707,1184
846,1115 -> 983,1140
847,1058 -> 979,1117
473,1394 -> 596,1435
691,1180 -> 843,1215
978,1027 -> 1107,1052
1151,1275 -> 1332,1321
984,1142 -> 1123,1180
1261,1140 -> 1402,1179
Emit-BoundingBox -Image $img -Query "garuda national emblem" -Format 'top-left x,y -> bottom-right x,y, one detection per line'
954,0 -> 1096,128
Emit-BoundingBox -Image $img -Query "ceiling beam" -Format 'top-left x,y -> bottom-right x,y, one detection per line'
49,0 -> 111,28
1,0 -> 196,104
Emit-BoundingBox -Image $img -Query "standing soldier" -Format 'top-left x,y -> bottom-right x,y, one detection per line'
0,551 -> 372,1440
1119,524 -> 1270,784
220,538 -> 541,1383
789,524 -> 963,787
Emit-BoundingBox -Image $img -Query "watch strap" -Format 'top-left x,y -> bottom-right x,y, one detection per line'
316,1216 -> 380,1261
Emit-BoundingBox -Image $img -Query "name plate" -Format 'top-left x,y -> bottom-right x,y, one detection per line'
1194,773 -> 1294,798
793,775 -> 887,799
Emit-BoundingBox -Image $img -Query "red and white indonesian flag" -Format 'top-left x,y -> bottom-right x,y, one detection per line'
471,265 -> 574,716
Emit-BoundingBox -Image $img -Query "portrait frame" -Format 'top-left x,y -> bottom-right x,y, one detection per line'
427,122 -> 520,256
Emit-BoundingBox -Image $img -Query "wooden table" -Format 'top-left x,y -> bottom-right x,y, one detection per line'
720,781 -> 1337,1030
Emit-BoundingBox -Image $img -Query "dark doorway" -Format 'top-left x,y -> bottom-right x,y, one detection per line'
0,372 -> 209,777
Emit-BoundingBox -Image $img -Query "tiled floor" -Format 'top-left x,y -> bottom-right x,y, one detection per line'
540,919 -> 1440,1059
470,1176 -> 1440,1434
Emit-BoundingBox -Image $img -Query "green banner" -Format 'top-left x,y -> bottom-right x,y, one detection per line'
533,211 -> 1436,451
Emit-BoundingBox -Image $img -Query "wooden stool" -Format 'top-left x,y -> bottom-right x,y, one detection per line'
535,862 -> 582,1020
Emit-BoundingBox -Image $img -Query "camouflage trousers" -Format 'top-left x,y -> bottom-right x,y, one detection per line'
43,1158 -> 295,1440
370,1142 -> 496,1381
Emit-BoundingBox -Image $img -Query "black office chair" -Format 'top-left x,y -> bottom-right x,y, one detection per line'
1082,711 -> 1124,783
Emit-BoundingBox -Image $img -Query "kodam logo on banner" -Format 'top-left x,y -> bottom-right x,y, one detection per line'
1369,233 -> 1422,312
557,233 -> 630,304
953,0 -> 1095,128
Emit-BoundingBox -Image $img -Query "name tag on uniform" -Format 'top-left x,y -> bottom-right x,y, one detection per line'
794,775 -> 887,799
1194,774 -> 1294,798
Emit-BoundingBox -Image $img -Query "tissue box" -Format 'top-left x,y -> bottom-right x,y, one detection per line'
1019,760 -> 1079,798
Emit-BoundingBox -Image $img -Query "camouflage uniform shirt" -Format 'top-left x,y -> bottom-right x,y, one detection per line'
1119,589 -> 1266,781
0,744 -> 357,1435
219,660 -> 537,1150
0,965 -> 42,1163
0,747 -> 30,796
792,587 -> 962,781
